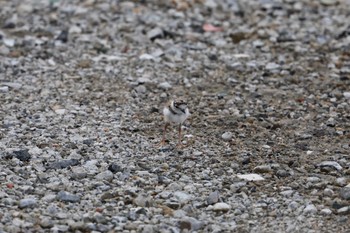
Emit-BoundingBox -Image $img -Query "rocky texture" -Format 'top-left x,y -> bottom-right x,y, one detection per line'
0,0 -> 350,232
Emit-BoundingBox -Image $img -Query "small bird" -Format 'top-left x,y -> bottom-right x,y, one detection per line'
160,99 -> 190,148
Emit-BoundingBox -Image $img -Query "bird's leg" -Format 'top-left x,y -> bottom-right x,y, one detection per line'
176,123 -> 183,148
159,122 -> 169,147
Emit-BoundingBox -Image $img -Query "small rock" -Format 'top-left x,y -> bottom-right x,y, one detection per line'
340,187 -> 350,200
69,25 -> 82,34
265,62 -> 280,70
167,182 -> 182,191
0,86 -> 9,93
320,0 -> 338,6
139,54 -> 154,60
335,177 -> 348,187
178,217 -> 203,231
343,92 -> 350,99
303,204 -> 317,214
237,173 -> 265,181
3,38 -> 15,47
158,82 -> 172,90
95,170 -> 114,182
108,163 -> 123,173
323,188 -> 334,197
174,191 -> 192,204
337,206 -> 350,215
207,191 -> 219,205
13,150 -> 31,162
253,165 -> 272,173
40,217 -> 54,228
280,190 -> 294,197
213,202 -> 231,212
57,30 -> 69,43
230,182 -> 246,192
54,109 -> 66,115
221,132 -> 233,141
135,85 -> 147,93
48,159 -> 80,169
320,208 -> 332,215
134,194 -> 153,207
19,198 -> 37,208
318,161 -> 342,171
147,27 -> 163,40
57,191 -> 80,203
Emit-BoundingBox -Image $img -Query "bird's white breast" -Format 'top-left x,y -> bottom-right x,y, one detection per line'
163,107 -> 190,124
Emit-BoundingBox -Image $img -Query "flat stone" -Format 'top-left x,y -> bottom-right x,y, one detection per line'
134,193 -> 153,207
108,163 -> 123,173
57,191 -> 80,203
174,191 -> 192,204
221,132 -> 233,141
13,150 -> 31,162
320,208 -> 332,215
303,204 -> 317,214
340,187 -> 350,200
237,173 -> 265,181
178,217 -> 203,231
158,82 -> 172,90
147,27 -> 163,40
253,165 -> 272,173
207,191 -> 219,205
48,159 -> 80,169
343,92 -> 350,99
19,198 -> 37,208
318,161 -> 342,171
95,170 -> 114,182
213,202 -> 231,212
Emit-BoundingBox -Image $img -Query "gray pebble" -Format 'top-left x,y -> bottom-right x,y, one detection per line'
57,191 -> 80,203
340,187 -> 350,200
207,191 -> 219,205
221,132 -> 233,141
303,204 -> 317,215
19,198 -> 37,208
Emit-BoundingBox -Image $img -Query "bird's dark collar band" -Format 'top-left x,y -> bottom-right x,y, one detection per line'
169,105 -> 180,115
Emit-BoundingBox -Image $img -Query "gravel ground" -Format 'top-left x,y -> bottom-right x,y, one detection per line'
1,0 -> 350,232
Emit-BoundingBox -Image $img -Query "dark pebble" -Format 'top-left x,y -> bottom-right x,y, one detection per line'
48,159 -> 80,169
13,150 -> 31,162
108,163 -> 123,173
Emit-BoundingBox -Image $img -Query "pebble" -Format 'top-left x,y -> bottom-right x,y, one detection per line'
3,38 -> 15,47
303,204 -> 317,214
253,165 -> 272,173
0,86 -> 9,93
179,217 -> 203,231
335,177 -> 348,187
237,174 -> 265,181
207,191 -> 219,205
320,208 -> 332,215
13,150 -> 31,162
339,187 -> 350,200
318,161 -> 342,171
158,82 -> 172,90
212,202 -> 231,212
221,132 -> 233,141
108,163 -> 123,173
134,194 -> 153,207
95,170 -> 114,182
343,92 -> 350,99
19,198 -> 37,208
174,191 -> 192,204
56,191 -> 80,203
48,159 -> 80,169
337,206 -> 349,215
147,27 -> 163,40
265,62 -> 280,70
